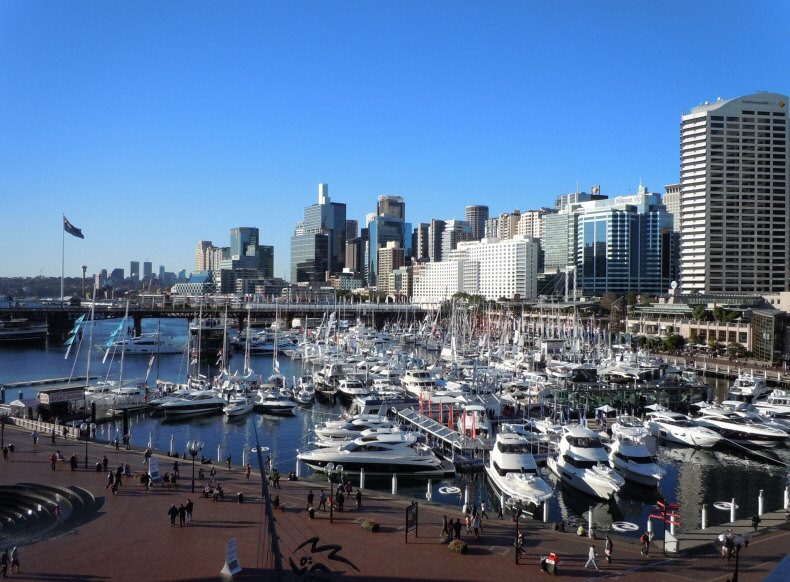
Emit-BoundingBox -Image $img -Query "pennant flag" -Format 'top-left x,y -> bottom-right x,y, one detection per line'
448,404 -> 453,429
471,413 -> 477,440
63,216 -> 84,239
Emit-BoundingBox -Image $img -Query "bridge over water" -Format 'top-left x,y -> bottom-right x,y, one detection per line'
0,302 -> 429,340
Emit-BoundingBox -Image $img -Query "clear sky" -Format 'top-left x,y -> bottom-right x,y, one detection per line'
2,1 -> 789,280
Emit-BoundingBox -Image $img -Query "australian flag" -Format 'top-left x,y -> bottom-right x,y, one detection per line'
63,216 -> 84,239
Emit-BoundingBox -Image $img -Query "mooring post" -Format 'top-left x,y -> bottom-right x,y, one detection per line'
730,497 -> 737,523
359,468 -> 365,489
701,504 -> 708,530
391,473 -> 397,495
543,501 -> 549,523
588,506 -> 593,538
758,489 -> 764,516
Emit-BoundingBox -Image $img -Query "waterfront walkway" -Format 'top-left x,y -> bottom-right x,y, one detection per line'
0,424 -> 788,581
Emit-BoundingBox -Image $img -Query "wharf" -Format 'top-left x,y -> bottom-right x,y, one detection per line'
1,421 -> 788,581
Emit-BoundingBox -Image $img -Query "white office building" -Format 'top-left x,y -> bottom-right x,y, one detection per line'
679,92 -> 789,294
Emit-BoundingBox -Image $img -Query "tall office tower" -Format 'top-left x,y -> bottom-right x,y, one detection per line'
367,211 -> 411,286
346,219 -> 358,241
230,227 -> 259,258
441,219 -> 472,259
576,186 -> 674,295
143,262 -> 153,279
428,219 -> 445,262
554,189 -> 607,211
158,265 -> 165,281
291,183 -> 347,283
679,93 -> 789,293
465,205 -> 489,240
663,184 -> 682,232
377,195 -> 405,219
412,223 -> 429,261
195,241 -> 214,271
541,212 -> 574,272
130,261 -> 140,280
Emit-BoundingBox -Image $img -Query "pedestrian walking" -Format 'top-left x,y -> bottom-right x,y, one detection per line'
472,514 -> 481,540
209,466 -> 216,483
465,514 -> 472,534
246,463 -> 251,479
144,449 -> 152,464
168,504 -> 178,526
50,453 -> 57,470
640,531 -> 650,557
318,490 -> 327,511
51,429 -> 56,444
356,489 -> 362,510
70,454 -> 77,470
604,536 -> 613,564
106,471 -> 114,490
751,513 -> 761,532
441,515 -> 449,539
226,454 -> 232,469
497,504 -> 504,519
3,446 -> 8,461
273,470 -> 281,489
9,546 -> 19,574
54,505 -> 61,523
32,430 -> 38,445
173,460 -> 180,477
336,490 -> 344,511
307,490 -> 314,510
141,472 -> 151,491
480,501 -> 488,519
585,546 -> 599,570
102,455 -> 108,472
0,549 -> 8,578
186,499 -> 193,522
178,504 -> 186,526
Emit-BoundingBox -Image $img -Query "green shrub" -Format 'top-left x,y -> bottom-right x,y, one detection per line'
448,539 -> 467,554
361,520 -> 380,532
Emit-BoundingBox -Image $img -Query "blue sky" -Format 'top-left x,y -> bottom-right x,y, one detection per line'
2,1 -> 789,280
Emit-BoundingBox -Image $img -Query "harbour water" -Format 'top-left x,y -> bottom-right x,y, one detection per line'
1,316 -> 789,539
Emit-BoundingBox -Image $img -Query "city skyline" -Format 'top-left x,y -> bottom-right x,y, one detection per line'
2,2 -> 787,279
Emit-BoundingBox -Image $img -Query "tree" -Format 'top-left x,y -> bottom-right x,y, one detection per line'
689,331 -> 700,345
600,292 -> 618,311
693,306 -> 710,322
708,336 -> 721,355
727,342 -> 745,358
662,334 -> 686,353
626,291 -> 638,307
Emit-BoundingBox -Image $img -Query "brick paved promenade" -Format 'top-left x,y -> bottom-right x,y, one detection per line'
0,424 -> 788,581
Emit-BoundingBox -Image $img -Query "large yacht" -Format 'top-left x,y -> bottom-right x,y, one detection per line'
297,431 -> 449,476
100,331 -> 182,355
223,395 -> 253,418
727,371 -> 771,404
401,368 -> 439,397
644,410 -> 722,448
456,404 -> 492,438
694,406 -> 790,447
607,435 -> 666,487
485,432 -> 554,508
159,390 -> 226,417
547,425 -> 625,499
336,377 -> 370,401
314,414 -> 400,441
252,390 -> 297,416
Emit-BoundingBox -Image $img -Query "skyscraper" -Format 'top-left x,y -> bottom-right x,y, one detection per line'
377,195 -> 405,219
130,261 -> 140,280
143,262 -> 153,279
465,205 -> 489,240
679,93 -> 790,293
290,183 -> 347,283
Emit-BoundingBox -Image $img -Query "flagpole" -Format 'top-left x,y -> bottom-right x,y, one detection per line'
61,213 -> 65,308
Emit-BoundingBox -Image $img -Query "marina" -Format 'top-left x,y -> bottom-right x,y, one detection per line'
1,314 -> 789,542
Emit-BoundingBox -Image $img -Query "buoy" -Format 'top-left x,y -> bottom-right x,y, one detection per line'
713,501 -> 738,511
611,521 -> 639,532
250,446 -> 270,453
438,486 -> 460,495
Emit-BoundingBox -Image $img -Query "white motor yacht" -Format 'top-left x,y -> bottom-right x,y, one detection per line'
336,377 -> 369,401
100,331 -> 182,355
694,406 -> 790,447
752,389 -> 790,419
314,414 -> 400,441
485,432 -> 554,507
547,425 -> 625,499
401,368 -> 439,398
223,395 -> 253,417
159,390 -> 226,417
727,371 -> 771,404
608,435 -> 665,487
252,390 -> 297,416
610,415 -> 650,442
297,432 -> 449,476
644,411 -> 722,448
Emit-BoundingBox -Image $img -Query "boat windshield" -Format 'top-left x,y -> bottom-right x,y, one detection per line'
498,442 -> 533,454
568,436 -> 602,448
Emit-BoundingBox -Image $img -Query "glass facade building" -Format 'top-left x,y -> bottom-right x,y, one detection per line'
290,233 -> 329,284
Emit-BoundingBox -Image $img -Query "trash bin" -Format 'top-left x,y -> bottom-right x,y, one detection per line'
8,444 -> 14,452
237,491 -> 244,504
540,553 -> 559,575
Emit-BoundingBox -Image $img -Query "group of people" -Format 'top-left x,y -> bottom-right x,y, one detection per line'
0,547 -> 20,577
584,536 -> 615,571
167,500 -> 194,527
441,503 -> 486,542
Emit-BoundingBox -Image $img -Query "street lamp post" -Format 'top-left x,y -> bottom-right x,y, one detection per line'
325,462 -> 344,523
187,440 -> 204,493
80,422 -> 96,469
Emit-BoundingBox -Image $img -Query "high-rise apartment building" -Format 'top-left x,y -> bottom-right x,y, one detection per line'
679,93 -> 789,293
662,184 -> 682,232
465,205 -> 489,240
195,241 -> 214,271
377,241 -> 405,295
412,223 -> 429,261
441,219 -> 472,259
428,219 -> 445,262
